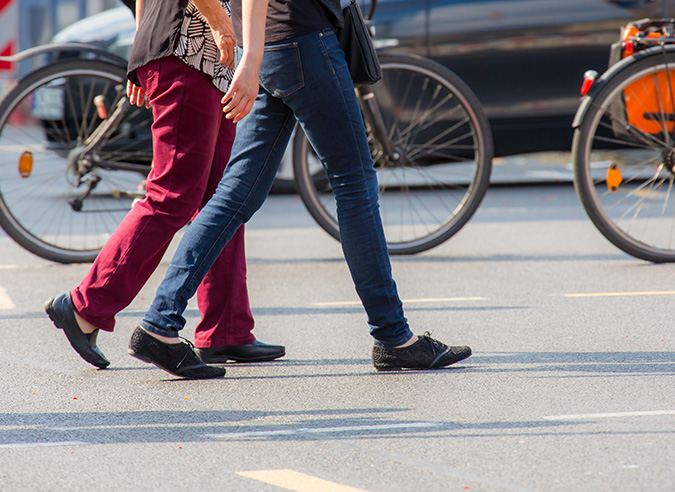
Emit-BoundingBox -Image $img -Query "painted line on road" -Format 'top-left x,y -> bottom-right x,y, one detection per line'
0,441 -> 89,449
314,297 -> 487,307
204,422 -> 436,440
0,285 -> 15,309
564,291 -> 675,298
543,410 -> 675,420
237,470 -> 368,492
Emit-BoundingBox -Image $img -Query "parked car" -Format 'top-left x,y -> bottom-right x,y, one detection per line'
47,0 -> 675,167
370,0 -> 675,156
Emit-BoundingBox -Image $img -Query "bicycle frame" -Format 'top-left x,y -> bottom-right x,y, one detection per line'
0,43 -> 149,175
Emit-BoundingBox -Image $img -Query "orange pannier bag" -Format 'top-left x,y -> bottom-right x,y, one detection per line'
612,20 -> 675,134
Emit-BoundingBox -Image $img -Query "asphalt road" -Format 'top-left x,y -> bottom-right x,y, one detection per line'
1,181 -> 674,492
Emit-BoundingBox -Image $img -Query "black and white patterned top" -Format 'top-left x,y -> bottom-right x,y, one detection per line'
173,0 -> 235,93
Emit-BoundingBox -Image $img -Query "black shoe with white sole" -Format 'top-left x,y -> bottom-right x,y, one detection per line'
372,332 -> 471,372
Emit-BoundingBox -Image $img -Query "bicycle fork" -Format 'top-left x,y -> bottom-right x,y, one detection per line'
358,86 -> 406,166
68,94 -> 146,211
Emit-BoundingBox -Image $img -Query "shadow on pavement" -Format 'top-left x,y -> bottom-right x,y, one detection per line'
0,408 -> 584,445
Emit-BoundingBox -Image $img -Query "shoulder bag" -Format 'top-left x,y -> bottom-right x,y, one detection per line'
337,0 -> 382,85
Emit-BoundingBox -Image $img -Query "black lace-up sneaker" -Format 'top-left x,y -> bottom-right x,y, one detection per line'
128,326 -> 226,379
372,332 -> 471,371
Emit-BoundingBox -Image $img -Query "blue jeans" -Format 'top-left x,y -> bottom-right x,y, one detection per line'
141,29 -> 413,347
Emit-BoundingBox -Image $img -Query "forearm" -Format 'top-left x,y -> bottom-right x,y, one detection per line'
135,0 -> 142,30
240,0 -> 268,65
191,0 -> 232,32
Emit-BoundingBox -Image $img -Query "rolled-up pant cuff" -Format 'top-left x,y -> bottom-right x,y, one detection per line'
139,321 -> 179,339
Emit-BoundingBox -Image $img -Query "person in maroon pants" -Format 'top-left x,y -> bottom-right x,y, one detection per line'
44,0 -> 284,374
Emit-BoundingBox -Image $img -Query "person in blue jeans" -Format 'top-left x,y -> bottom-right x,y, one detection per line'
128,0 -> 472,378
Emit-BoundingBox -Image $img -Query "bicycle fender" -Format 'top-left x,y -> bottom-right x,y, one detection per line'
572,44 -> 675,129
0,43 -> 128,67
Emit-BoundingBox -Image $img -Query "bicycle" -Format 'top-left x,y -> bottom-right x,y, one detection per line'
292,3 -> 493,255
0,43 -> 153,263
0,0 -> 492,262
573,18 -> 675,262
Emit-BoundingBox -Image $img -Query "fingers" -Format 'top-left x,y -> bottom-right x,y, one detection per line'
232,100 -> 252,123
217,41 -> 235,69
220,61 -> 259,122
222,90 -> 243,115
220,52 -> 234,70
222,94 -> 253,123
222,83 -> 235,106
127,83 -> 150,108
221,89 -> 249,122
212,27 -> 236,70
219,45 -> 235,69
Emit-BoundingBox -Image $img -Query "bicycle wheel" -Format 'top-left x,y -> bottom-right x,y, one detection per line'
293,53 -> 493,254
0,60 -> 152,263
573,50 -> 675,262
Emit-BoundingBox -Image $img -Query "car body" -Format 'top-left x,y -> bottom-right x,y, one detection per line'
371,0 -> 675,156
48,0 -> 675,161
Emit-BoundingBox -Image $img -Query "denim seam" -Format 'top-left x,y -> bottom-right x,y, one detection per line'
317,33 -> 336,75
172,106 -> 296,322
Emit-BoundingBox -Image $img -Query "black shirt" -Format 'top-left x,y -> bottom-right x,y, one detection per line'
128,0 -> 341,84
230,0 -> 332,46
128,0 -> 189,85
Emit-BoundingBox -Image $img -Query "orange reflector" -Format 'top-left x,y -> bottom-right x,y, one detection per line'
18,151 -> 33,178
94,95 -> 107,119
607,163 -> 622,193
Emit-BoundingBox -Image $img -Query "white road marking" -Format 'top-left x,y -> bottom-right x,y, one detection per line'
0,441 -> 89,449
0,285 -> 16,309
543,410 -> 675,420
314,297 -> 487,307
564,290 -> 675,298
237,470 -> 368,492
204,422 -> 436,439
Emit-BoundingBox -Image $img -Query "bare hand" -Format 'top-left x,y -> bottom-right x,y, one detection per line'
221,60 -> 259,123
126,80 -> 151,108
210,22 -> 236,69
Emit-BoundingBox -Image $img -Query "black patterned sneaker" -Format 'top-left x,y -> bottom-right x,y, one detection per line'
372,332 -> 472,371
128,326 -> 226,379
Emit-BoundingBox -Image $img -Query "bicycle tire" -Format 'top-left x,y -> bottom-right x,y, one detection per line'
573,50 -> 675,262
293,53 -> 493,254
0,59 -> 151,263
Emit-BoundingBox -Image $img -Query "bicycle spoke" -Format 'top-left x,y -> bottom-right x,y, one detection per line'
0,62 -> 150,261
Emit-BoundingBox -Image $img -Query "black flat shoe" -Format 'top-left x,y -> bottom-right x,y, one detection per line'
372,332 -> 471,372
44,292 -> 110,369
195,340 -> 285,363
128,327 -> 226,379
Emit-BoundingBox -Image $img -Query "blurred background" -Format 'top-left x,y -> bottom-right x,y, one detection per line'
5,0 -> 675,158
